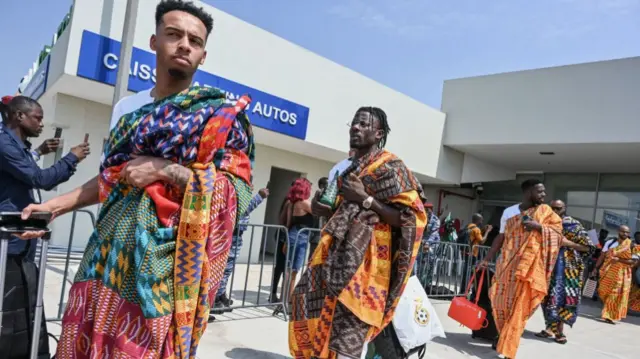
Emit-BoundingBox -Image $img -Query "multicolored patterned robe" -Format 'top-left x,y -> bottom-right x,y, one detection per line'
598,238 -> 640,322
56,87 -> 254,359
541,215 -> 595,333
288,149 -> 427,359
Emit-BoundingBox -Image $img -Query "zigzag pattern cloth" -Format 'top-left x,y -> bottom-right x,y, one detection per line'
57,86 -> 253,359
542,215 -> 596,330
288,150 -> 427,359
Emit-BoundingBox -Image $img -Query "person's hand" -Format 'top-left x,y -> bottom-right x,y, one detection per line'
311,190 -> 333,218
522,219 -> 542,232
37,138 -> 61,155
485,224 -> 494,233
611,256 -> 619,263
478,259 -> 489,269
340,173 -> 368,204
16,230 -> 46,240
70,143 -> 91,162
122,155 -> 170,188
258,188 -> 270,199
21,202 -> 58,222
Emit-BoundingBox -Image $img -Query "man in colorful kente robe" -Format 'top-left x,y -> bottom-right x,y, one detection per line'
481,179 -> 563,359
289,106 -> 427,359
22,2 -> 255,358
593,225 -> 640,324
536,199 -> 595,344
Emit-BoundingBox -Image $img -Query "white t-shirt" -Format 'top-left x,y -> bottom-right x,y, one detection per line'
108,89 -> 154,131
499,204 -> 521,234
101,89 -> 154,162
328,158 -> 352,182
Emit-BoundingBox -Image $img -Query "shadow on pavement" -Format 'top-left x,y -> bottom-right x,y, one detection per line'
225,347 -> 292,359
431,332 -> 498,359
578,299 -> 640,326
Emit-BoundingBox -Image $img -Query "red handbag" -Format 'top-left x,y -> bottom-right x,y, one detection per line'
447,268 -> 488,331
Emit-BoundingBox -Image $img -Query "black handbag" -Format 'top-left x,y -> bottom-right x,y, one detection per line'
369,324 -> 426,359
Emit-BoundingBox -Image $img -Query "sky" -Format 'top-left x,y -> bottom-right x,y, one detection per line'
1,0 -> 638,108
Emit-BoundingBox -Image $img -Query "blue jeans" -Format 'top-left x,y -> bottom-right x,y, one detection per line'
217,230 -> 243,298
287,226 -> 309,272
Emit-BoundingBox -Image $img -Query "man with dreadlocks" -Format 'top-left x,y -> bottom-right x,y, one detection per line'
288,107 -> 427,359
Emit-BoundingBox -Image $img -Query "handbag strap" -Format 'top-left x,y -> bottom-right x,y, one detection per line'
464,267 -> 486,305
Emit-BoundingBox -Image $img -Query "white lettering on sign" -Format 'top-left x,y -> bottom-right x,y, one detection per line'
189,83 -> 297,126
251,102 -> 297,126
102,53 -> 157,83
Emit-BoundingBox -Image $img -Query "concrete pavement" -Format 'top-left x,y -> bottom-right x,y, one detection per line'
41,257 -> 638,358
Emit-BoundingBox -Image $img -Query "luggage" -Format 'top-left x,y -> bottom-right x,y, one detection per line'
448,268 -> 488,331
470,268 -> 498,343
0,212 -> 53,359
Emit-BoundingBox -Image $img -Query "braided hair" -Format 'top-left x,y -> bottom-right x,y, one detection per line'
356,106 -> 390,148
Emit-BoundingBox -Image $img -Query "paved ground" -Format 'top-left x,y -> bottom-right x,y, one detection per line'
41,255 -> 638,358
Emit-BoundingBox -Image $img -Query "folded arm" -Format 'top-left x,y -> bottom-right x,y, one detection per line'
23,156 -> 192,220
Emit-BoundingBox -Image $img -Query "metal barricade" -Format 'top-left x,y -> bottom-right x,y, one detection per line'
0,226 -> 52,359
47,209 -> 96,322
214,224 -> 291,320
414,240 -> 493,299
281,227 -> 322,317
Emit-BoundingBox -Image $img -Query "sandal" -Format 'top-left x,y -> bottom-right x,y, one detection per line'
554,334 -> 567,345
604,318 -> 615,325
535,330 -> 553,339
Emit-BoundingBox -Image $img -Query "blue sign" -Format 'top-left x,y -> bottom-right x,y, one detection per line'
77,30 -> 309,140
22,55 -> 50,100
603,210 -> 628,229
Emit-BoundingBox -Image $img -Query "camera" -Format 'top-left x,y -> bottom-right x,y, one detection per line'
473,183 -> 484,196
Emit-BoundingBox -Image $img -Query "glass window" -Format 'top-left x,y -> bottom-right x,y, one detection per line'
544,173 -> 598,206
593,208 -> 640,241
565,206 -> 595,229
597,174 -> 640,209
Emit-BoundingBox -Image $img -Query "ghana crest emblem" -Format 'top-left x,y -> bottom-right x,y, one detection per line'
413,298 -> 430,326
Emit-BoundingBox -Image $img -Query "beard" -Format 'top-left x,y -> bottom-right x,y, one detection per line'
168,68 -> 189,80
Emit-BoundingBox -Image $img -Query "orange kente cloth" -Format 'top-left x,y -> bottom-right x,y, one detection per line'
489,204 -> 562,359
598,239 -> 639,321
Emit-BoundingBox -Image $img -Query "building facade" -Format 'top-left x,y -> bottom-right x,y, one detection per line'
16,0 -> 639,258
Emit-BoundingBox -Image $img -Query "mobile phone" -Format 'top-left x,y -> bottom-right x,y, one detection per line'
84,133 -> 90,143
54,127 -> 63,138
522,215 -> 531,222
0,211 -> 53,239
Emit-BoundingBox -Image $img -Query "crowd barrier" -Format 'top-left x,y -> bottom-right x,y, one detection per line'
0,223 -> 52,359
281,227 -> 322,316
414,240 -> 492,298
214,223 -> 291,320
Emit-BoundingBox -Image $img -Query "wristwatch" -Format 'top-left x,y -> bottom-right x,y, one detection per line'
362,196 -> 374,209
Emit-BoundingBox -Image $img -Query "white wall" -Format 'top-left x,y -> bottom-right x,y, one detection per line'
42,94 -> 111,248
63,0 -> 446,179
442,57 -> 640,147
461,153 -> 515,183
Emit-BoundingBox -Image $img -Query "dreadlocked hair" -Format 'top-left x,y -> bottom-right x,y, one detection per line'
357,106 -> 390,148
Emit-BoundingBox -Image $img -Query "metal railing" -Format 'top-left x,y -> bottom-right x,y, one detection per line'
281,227 -> 322,317
414,240 -> 493,298
211,224 -> 291,321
